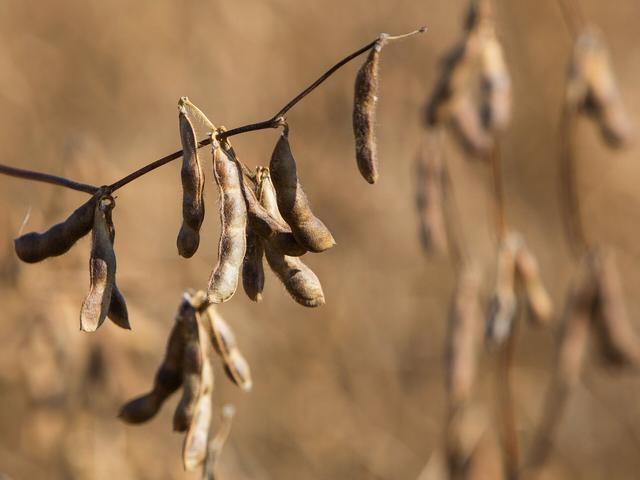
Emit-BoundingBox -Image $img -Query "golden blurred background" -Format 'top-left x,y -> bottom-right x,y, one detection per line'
0,0 -> 639,478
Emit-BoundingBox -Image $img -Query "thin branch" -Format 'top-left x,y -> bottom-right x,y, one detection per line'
0,163 -> 99,194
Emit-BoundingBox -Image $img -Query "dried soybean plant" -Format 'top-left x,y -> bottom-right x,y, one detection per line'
417,1 -> 639,479
119,290 -> 248,475
418,0 -> 552,478
527,11 -> 639,470
0,26 -> 426,473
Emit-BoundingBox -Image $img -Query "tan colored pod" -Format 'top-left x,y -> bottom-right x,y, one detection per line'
119,320 -> 185,424
183,310 -> 215,471
449,93 -> 493,157
177,108 -> 206,258
568,28 -> 631,147
415,132 -> 448,255
207,136 -> 247,304
486,234 -> 519,344
446,265 -> 482,409
14,195 -> 97,263
223,349 -> 252,392
591,249 -> 640,369
479,31 -> 511,132
352,37 -> 386,184
515,244 -> 553,327
259,171 -> 325,307
242,226 -> 265,302
269,129 -> 335,252
173,297 -> 203,432
80,195 -> 117,332
200,304 -> 253,392
241,171 -> 306,257
203,404 -> 236,480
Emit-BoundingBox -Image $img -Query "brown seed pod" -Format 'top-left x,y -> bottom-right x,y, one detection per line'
183,309 -> 215,471
200,303 -> 253,392
79,195 -> 117,332
207,136 -> 247,304
119,319 -> 185,424
100,201 -> 130,330
259,171 -> 325,307
14,195 -> 97,263
486,234 -> 519,344
568,28 -> 631,147
269,129 -> 335,253
242,226 -> 265,302
202,404 -> 236,480
415,131 -> 448,255
240,166 -> 306,257
352,37 -> 386,184
479,31 -> 511,132
449,92 -> 493,156
515,243 -> 553,327
107,285 -> 130,330
177,108 -> 206,258
173,297 -> 203,432
591,249 -> 640,369
446,265 -> 482,409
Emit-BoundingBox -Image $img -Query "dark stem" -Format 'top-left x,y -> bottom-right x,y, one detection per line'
0,163 -> 99,194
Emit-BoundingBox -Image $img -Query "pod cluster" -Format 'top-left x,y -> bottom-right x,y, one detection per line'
119,289 -> 247,474
175,98 -> 333,307
425,0 -> 511,157
14,191 -> 131,332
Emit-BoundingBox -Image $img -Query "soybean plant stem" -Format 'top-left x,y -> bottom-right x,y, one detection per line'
0,163 -> 99,194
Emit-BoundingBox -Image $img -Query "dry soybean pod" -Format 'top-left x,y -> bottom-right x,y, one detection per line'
486,233 -> 519,344
79,195 -> 116,332
202,404 -> 236,480
571,28 -> 631,147
177,106 -> 206,258
269,126 -> 335,253
101,201 -> 131,330
515,242 -> 553,327
415,130 -> 448,255
207,134 -> 247,304
446,264 -> 482,410
119,320 -> 185,423
259,171 -> 325,307
200,303 -> 252,391
352,35 -> 387,184
14,195 -> 97,263
174,295 -> 203,432
241,170 -> 306,257
183,309 -> 215,471
242,223 -> 265,302
591,249 -> 640,369
479,29 -> 511,132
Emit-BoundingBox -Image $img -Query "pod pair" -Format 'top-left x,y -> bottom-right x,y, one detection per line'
486,232 -> 553,344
